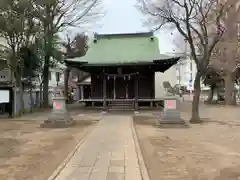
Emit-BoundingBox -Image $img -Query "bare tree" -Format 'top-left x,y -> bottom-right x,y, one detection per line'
139,0 -> 233,123
63,33 -> 89,101
210,2 -> 240,105
34,0 -> 102,107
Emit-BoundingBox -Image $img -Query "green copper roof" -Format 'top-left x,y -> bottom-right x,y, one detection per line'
66,32 -> 170,65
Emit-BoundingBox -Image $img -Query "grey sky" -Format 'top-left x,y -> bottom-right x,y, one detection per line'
94,0 -> 177,54
96,0 -> 147,33
61,0 -> 178,54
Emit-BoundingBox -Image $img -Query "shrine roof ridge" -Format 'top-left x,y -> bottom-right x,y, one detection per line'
95,31 -> 154,39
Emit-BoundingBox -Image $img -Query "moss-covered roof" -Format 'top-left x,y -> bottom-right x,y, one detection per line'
65,32 -> 179,65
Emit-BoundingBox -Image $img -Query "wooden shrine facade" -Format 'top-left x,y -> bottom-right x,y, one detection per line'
65,61 -> 179,110
91,71 -> 154,100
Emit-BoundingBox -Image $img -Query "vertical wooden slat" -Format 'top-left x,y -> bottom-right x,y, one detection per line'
134,73 -> 139,110
103,72 -> 107,110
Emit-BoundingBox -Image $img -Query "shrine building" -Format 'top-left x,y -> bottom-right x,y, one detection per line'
64,32 -> 180,110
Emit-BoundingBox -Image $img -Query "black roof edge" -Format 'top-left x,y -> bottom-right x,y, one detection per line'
153,57 -> 180,64
96,31 -> 154,39
64,57 -> 180,67
64,59 -> 87,65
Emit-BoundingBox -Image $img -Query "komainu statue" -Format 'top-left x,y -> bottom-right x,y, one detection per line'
163,81 -> 176,96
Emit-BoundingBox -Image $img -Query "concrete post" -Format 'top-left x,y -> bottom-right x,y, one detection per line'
80,85 -> 84,100
113,76 -> 116,99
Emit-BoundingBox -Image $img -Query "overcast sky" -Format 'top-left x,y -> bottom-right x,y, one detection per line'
95,0 -> 178,54
64,0 -> 179,54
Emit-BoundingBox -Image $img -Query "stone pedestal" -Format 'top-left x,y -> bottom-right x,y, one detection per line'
156,96 -> 188,128
41,97 -> 76,128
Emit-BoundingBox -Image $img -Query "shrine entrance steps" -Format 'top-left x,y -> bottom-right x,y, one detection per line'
78,98 -> 164,111
108,100 -> 134,111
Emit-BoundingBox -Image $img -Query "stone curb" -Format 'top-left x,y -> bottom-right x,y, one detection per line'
131,118 -> 150,180
47,124 -> 97,180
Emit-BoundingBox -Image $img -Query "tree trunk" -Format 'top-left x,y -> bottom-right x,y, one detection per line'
29,87 -> 34,112
42,31 -> 53,108
190,72 -> 202,123
206,84 -> 215,103
19,82 -> 24,114
64,68 -> 70,103
16,72 -> 24,115
223,72 -> 235,105
39,83 -> 43,107
43,58 -> 49,108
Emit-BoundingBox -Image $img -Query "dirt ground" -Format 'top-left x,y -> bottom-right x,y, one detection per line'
0,119 -> 97,180
134,104 -> 240,180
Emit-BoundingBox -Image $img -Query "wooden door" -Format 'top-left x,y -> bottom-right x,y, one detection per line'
115,77 -> 126,99
107,78 -> 114,99
127,78 -> 134,99
83,85 -> 91,99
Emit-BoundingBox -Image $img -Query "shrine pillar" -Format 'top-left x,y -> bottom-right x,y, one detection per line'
134,73 -> 139,111
103,72 -> 107,111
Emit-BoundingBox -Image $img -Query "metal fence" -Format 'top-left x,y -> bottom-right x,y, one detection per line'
183,89 -> 240,104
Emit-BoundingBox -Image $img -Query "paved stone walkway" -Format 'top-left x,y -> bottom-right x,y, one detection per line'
54,115 -> 144,180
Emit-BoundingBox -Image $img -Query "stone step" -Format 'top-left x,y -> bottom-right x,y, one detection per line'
107,108 -> 134,111
109,102 -> 133,107
109,101 -> 133,104
108,101 -> 135,110
109,103 -> 133,106
107,104 -> 133,108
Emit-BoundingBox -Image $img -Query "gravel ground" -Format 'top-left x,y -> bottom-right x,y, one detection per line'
0,118 -> 97,180
134,103 -> 240,180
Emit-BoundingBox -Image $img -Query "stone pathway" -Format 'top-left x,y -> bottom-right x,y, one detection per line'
53,115 -> 145,180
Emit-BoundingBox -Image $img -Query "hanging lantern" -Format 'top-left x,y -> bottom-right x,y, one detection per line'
108,76 -> 109,80
124,76 -> 125,80
128,75 -> 130,80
